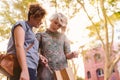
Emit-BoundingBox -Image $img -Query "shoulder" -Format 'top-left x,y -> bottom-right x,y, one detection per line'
36,32 -> 45,37
36,32 -> 45,41
60,33 -> 67,38
36,32 -> 41,41
14,21 -> 25,27
12,21 -> 27,32
36,32 -> 41,37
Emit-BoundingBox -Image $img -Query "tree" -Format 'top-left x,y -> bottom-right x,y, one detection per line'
0,0 -> 38,79
77,0 -> 120,80
1,0 -> 120,80
0,0 -> 38,40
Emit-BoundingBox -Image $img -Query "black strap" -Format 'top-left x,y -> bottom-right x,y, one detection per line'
26,42 -> 34,51
39,34 -> 42,48
39,34 -> 43,55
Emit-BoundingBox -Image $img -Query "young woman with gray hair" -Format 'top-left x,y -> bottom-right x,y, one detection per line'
36,12 -> 78,80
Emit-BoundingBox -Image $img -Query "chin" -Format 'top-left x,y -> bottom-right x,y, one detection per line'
35,25 -> 40,28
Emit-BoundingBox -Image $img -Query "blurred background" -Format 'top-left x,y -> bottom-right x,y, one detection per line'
0,0 -> 120,80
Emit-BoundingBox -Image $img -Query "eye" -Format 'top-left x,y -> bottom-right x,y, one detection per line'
58,24 -> 62,27
54,21 -> 62,27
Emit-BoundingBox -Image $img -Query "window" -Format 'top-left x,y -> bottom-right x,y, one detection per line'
112,69 -> 115,73
94,53 -> 101,62
87,71 -> 91,79
96,68 -> 104,77
85,56 -> 90,63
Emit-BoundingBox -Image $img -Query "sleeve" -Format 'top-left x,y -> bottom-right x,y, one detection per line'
36,33 -> 41,42
64,34 -> 71,54
11,21 -> 28,35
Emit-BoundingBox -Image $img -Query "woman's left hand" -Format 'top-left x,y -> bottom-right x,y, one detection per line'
66,51 -> 79,59
71,51 -> 78,58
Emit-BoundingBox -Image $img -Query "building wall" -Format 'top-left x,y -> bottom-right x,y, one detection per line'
84,46 -> 120,80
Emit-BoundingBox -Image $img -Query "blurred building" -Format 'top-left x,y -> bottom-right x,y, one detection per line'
83,45 -> 120,80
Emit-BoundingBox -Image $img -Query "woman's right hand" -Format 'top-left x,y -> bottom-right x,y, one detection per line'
19,69 -> 29,80
39,55 -> 48,66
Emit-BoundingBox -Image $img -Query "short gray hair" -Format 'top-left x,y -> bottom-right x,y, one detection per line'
49,13 -> 68,27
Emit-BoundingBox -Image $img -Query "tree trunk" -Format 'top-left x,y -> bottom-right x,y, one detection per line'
104,51 -> 110,80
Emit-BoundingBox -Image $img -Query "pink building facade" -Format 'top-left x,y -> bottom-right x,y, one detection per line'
84,46 -> 120,80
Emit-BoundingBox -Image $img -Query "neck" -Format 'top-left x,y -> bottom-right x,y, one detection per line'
26,21 -> 33,28
48,28 -> 56,32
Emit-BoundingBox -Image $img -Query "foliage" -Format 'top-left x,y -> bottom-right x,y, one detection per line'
0,25 -> 11,40
0,0 -> 38,25
50,0 -> 81,19
86,11 -> 120,39
77,0 -> 120,80
0,0 -> 120,80
0,0 -> 38,39
77,76 -> 84,80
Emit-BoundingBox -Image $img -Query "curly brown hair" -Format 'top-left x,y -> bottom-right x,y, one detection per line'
28,3 -> 46,20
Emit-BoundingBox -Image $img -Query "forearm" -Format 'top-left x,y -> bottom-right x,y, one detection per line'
16,45 -> 28,71
14,26 -> 28,71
